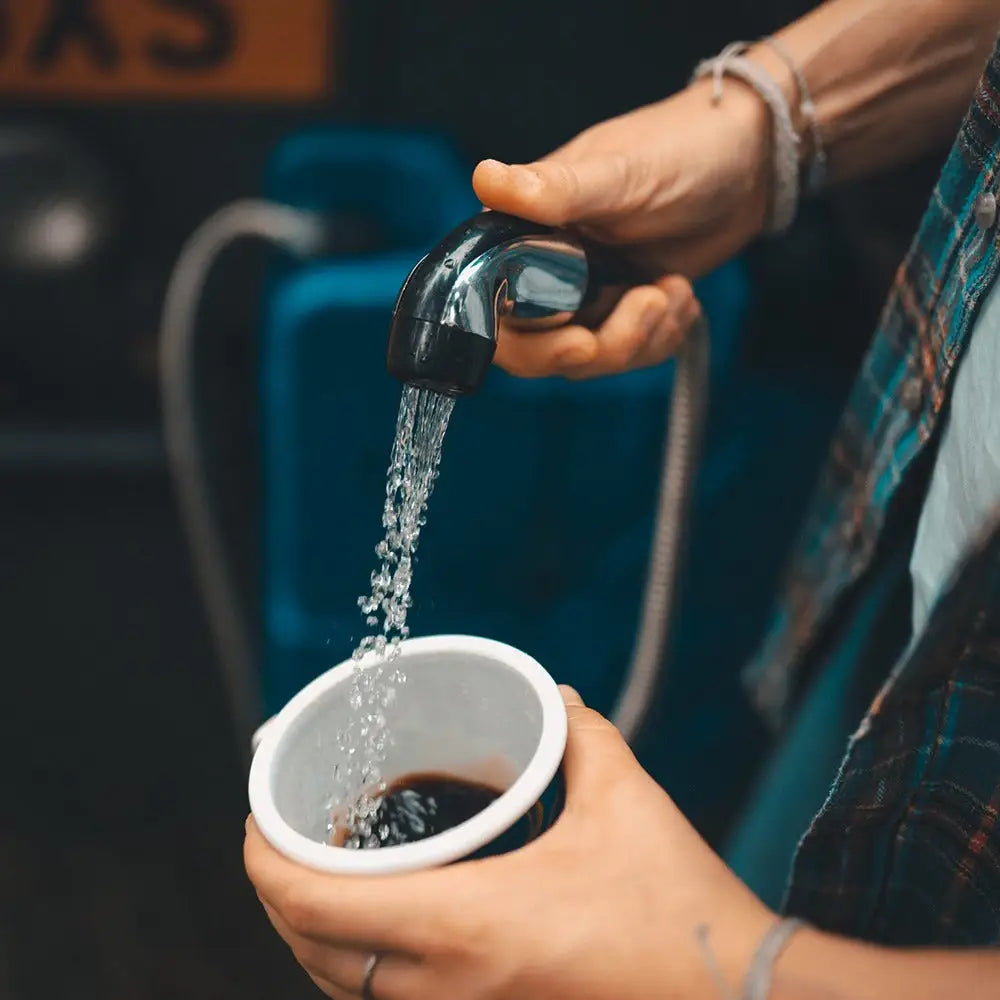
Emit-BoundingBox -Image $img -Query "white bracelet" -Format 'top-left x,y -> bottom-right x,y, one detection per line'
694,917 -> 808,1000
761,35 -> 828,195
743,917 -> 807,1000
691,42 -> 801,234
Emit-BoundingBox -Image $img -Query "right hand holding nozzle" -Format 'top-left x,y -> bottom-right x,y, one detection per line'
473,77 -> 772,380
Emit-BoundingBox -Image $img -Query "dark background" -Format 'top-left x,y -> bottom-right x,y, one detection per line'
0,2 -> 943,997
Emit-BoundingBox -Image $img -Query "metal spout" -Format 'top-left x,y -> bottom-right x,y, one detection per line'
387,211 -> 598,395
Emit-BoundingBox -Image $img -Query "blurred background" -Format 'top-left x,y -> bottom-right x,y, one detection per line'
0,2 -> 947,996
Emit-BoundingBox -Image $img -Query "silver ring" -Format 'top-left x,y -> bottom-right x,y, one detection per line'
361,953 -> 381,1000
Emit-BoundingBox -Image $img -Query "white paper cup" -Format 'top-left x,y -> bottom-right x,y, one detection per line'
248,634 -> 568,875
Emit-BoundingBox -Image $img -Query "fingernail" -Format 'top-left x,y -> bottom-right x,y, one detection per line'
559,685 -> 585,707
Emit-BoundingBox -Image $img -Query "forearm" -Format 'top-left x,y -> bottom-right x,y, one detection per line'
746,0 -> 1000,184
771,925 -> 1000,1000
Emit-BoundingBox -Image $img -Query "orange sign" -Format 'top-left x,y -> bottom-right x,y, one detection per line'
0,0 -> 333,102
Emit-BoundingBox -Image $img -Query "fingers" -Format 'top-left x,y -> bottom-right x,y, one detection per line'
623,276 -> 700,374
262,900 -> 366,990
473,155 -> 632,227
493,320 -> 597,377
570,276 -> 700,379
246,818 -> 485,958
245,819 -> 432,952
494,276 -> 699,380
559,684 -> 584,707
307,960 -> 418,1000
563,283 -> 676,380
262,899 -> 418,999
306,971 -> 348,999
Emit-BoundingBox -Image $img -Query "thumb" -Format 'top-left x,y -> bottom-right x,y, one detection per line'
473,156 -> 629,227
556,686 -> 638,808
558,684 -> 585,707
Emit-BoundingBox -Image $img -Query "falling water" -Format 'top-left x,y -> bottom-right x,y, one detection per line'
327,385 -> 455,848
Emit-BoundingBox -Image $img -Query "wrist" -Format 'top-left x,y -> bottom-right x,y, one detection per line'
771,925 -> 889,1000
683,74 -> 773,240
770,927 -> 836,1000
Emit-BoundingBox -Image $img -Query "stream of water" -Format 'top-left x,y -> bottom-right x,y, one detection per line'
326,385 -> 455,848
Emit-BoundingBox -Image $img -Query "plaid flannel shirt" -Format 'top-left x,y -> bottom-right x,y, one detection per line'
746,37 -> 1000,945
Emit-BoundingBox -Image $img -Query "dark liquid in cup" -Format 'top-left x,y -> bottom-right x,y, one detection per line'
368,772 -> 503,847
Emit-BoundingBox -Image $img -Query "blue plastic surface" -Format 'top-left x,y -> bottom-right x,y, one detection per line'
259,125 -> 751,715
264,126 -> 476,252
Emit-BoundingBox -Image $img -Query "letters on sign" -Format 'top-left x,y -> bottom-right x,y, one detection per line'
0,0 -> 332,101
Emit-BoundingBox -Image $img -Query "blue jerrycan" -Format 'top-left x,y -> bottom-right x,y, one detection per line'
259,127 -> 750,730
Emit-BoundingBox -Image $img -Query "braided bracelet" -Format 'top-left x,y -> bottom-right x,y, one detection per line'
691,42 -> 801,234
743,917 -> 807,1000
761,35 -> 828,195
694,916 -> 808,1000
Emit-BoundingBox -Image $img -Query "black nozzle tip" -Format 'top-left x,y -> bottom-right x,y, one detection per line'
386,316 -> 495,397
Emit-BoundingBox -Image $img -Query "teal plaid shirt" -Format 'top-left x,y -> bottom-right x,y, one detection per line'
747,36 -> 1000,945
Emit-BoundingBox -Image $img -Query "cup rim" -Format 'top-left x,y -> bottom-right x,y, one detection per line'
248,634 -> 568,875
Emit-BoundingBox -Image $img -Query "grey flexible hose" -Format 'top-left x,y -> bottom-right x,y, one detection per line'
159,200 -> 326,768
612,316 -> 710,743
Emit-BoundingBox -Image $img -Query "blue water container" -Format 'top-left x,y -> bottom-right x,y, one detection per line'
259,127 -> 750,726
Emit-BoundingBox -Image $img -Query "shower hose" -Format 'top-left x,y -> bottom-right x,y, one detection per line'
159,199 -> 709,765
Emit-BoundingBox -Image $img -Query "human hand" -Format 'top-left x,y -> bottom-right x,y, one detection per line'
245,687 -> 774,1000
472,78 -> 771,380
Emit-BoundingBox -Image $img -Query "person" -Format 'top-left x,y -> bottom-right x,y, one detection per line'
245,0 -> 1000,995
